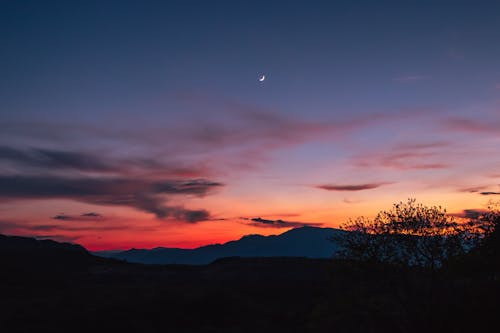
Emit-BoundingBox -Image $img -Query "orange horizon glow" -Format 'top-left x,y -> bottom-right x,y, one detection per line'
1,190 -> 495,251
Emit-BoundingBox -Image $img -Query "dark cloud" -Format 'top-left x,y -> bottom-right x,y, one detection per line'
152,179 -> 223,196
0,175 -> 222,198
480,191 -> 500,195
0,146 -> 219,224
0,220 -> 140,233
178,209 -> 211,223
0,146 -> 210,178
51,212 -> 103,221
316,182 -> 391,191
245,217 -> 322,229
130,193 -> 211,223
81,212 -> 101,217
52,214 -> 74,221
0,175 -> 222,222
449,209 -> 489,219
0,146 -> 113,172
460,186 -> 489,193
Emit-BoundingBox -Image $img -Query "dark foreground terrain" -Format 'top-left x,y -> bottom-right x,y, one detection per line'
0,234 -> 498,333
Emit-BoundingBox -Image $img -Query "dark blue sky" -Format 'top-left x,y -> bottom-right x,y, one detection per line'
2,0 -> 500,121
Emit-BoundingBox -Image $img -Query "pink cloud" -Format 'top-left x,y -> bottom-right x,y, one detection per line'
444,117 -> 500,135
355,150 -> 450,170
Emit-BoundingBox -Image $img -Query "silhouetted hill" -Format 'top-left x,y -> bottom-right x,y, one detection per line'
95,226 -> 344,264
0,234 -> 87,253
0,234 -> 105,279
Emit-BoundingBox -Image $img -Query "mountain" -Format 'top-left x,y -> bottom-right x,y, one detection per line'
94,226 -> 343,265
0,234 -> 87,253
0,234 -> 100,278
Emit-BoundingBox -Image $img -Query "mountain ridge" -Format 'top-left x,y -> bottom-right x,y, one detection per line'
94,226 -> 344,265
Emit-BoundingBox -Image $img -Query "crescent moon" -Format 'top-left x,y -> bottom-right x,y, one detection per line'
259,75 -> 266,82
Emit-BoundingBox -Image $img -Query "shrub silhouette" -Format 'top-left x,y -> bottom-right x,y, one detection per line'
464,201 -> 500,272
334,198 -> 485,269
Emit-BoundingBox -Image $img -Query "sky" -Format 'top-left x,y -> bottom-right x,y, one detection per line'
1,0 -> 500,250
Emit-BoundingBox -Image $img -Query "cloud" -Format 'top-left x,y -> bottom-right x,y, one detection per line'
0,146 -> 208,178
0,101 -> 418,228
52,214 -> 74,221
449,209 -> 489,219
151,179 -> 223,196
130,193 -> 211,222
353,141 -> 451,170
459,186 -> 489,193
244,217 -> 322,229
377,152 -> 448,170
81,212 -> 102,217
0,146 -> 113,172
443,118 -> 500,136
51,212 -> 103,221
168,108 -> 391,175
0,101 -> 395,178
463,185 -> 500,196
0,106 -> 397,226
394,142 -> 450,150
0,220 -> 22,233
179,209 -> 211,223
0,220 -> 130,234
0,175 -> 222,222
316,182 -> 391,191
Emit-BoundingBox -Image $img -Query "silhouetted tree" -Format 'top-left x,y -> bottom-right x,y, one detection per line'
469,201 -> 500,271
334,199 -> 483,269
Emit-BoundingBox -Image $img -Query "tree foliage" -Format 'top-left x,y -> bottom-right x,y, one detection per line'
335,198 -> 487,269
471,200 -> 500,269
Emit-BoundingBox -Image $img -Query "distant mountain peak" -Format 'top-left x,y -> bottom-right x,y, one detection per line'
94,226 -> 341,265
239,234 -> 266,240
